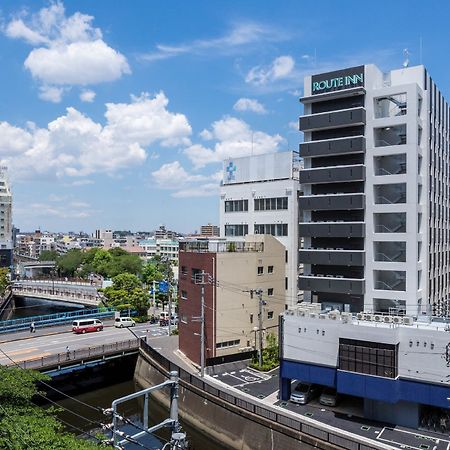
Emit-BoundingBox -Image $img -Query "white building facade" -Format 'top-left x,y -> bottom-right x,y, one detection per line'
219,152 -> 301,307
0,167 -> 13,267
299,64 -> 448,317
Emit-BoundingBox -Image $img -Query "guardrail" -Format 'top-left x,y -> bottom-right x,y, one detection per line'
6,338 -> 139,370
139,339 -> 387,450
12,285 -> 102,306
0,307 -> 116,334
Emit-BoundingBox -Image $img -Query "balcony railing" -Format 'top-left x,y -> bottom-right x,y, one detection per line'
180,241 -> 264,253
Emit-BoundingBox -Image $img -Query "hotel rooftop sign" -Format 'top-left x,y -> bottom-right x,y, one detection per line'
311,65 -> 364,95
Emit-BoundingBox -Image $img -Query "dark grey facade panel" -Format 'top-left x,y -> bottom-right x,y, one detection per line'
299,108 -> 365,132
298,194 -> 365,211
299,250 -> 365,266
299,222 -> 365,238
298,276 -> 365,295
299,136 -> 365,158
300,165 -> 365,184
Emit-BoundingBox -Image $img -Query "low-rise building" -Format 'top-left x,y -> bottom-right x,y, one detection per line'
178,234 -> 285,366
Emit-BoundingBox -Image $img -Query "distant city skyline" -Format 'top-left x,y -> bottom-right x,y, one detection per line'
1,0 -> 449,232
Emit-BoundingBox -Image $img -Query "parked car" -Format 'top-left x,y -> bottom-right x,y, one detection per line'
319,387 -> 339,407
114,317 -> 136,328
72,319 -> 103,334
159,312 -> 178,326
290,382 -> 320,405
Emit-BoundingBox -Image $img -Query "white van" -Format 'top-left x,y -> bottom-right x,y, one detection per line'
72,319 -> 103,334
114,317 -> 136,328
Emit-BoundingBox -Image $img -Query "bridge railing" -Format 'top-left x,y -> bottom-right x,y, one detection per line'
12,285 -> 102,305
7,338 -> 139,370
0,307 -> 116,334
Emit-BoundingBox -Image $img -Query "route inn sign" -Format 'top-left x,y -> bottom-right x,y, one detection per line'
312,65 -> 364,95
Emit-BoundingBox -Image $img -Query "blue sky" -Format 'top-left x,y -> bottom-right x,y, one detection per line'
0,0 -> 449,233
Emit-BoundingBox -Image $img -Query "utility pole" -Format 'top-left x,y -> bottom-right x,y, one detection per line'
152,280 -> 156,317
192,271 -> 209,377
256,288 -> 264,369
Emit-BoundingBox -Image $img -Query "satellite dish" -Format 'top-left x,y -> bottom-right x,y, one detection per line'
403,48 -> 409,68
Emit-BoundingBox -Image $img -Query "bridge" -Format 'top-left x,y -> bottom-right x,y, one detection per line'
0,322 -> 167,374
11,279 -> 104,307
18,260 -> 56,278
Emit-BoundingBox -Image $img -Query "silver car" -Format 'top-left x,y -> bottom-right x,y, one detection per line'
319,387 -> 339,407
290,382 -> 320,405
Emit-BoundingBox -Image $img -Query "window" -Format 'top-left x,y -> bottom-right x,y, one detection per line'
181,266 -> 188,276
285,250 -> 288,263
225,199 -> 248,212
254,223 -> 288,236
216,339 -> 240,349
268,265 -> 274,274
268,288 -> 274,296
285,277 -> 288,290
339,338 -> 398,378
254,197 -> 288,211
225,224 -> 248,237
267,311 -> 274,320
257,266 -> 264,275
181,290 -> 187,300
191,268 -> 201,282
181,315 -> 188,324
374,124 -> 407,147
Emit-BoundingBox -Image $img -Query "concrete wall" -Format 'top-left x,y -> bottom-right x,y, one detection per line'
134,353 -> 345,450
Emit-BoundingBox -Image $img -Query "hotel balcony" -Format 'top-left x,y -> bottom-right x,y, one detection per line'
299,107 -> 365,132
300,164 -> 365,184
299,222 -> 365,238
298,193 -> 364,211
299,249 -> 365,266
298,274 -> 365,295
299,136 -> 365,159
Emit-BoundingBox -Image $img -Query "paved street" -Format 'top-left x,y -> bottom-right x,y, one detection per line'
0,322 -> 171,365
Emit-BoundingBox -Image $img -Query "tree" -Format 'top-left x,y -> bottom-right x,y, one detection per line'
0,366 -> 100,449
92,249 -> 113,277
39,250 -> 58,262
0,268 -> 10,296
103,273 -> 148,316
142,262 -> 164,286
57,250 -> 84,277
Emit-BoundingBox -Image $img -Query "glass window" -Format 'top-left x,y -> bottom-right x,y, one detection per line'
224,224 -> 248,236
268,266 -> 274,273
268,288 -> 274,296
257,266 -> 263,275
254,197 -> 288,211
267,311 -> 274,319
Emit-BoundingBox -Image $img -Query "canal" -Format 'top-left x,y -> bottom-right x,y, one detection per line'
10,296 -> 88,319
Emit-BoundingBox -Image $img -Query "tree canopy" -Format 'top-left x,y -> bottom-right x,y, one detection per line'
0,366 -> 100,449
56,247 -> 142,279
103,273 -> 148,316
0,268 -> 10,296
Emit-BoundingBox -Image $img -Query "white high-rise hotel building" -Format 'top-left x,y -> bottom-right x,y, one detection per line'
299,64 -> 449,318
0,167 -> 13,267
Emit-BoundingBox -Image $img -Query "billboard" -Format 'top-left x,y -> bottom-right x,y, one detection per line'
222,152 -> 293,185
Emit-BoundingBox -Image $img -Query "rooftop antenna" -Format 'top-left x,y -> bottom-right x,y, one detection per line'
419,36 -> 423,65
402,48 -> 410,68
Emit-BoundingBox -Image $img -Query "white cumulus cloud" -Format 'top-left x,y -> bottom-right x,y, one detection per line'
184,116 -> 284,168
245,55 -> 295,85
4,1 -> 130,102
79,89 -> 96,103
233,98 -> 267,114
0,91 -> 192,179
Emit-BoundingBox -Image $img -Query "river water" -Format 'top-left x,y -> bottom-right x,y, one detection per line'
53,378 -> 230,450
11,296 -> 84,319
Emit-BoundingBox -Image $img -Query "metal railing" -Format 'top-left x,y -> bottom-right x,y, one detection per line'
6,338 -> 139,370
0,307 -> 116,334
138,340 -> 386,450
180,241 -> 264,253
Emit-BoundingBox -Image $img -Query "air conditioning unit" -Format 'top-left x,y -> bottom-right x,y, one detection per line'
403,316 -> 414,325
374,315 -> 383,322
285,310 -> 294,316
341,312 -> 352,324
239,347 -> 253,352
363,314 -> 373,321
297,309 -> 306,317
309,312 -> 318,319
328,313 -> 338,320
383,315 -> 393,323
319,313 -> 327,319
392,316 -> 402,324
356,312 -> 364,320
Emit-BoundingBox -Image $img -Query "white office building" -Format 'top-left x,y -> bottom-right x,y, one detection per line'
0,167 -> 12,267
219,151 -> 301,307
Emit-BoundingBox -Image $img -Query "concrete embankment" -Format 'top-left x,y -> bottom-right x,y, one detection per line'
135,348 -> 352,450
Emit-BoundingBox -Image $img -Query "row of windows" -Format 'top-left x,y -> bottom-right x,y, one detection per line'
254,224 -> 288,236
225,199 -> 248,212
254,197 -> 288,211
257,266 -> 274,275
224,224 -> 248,237
224,197 -> 288,213
216,339 -> 240,349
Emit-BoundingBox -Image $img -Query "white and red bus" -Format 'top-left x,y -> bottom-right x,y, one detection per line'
72,319 -> 103,334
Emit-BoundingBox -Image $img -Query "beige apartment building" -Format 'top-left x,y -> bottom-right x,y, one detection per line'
178,234 -> 285,365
